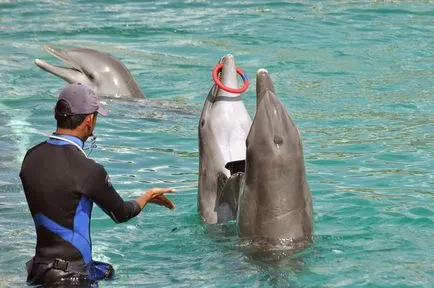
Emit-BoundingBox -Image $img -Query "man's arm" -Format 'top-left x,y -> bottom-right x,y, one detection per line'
82,165 -> 175,223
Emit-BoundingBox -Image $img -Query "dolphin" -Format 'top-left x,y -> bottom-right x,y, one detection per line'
198,55 -> 252,224
237,69 -> 313,246
35,45 -> 145,98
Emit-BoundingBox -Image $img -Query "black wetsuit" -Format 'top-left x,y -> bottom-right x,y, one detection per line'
19,134 -> 141,286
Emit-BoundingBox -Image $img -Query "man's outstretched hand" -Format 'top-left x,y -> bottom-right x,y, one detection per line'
135,188 -> 175,210
149,194 -> 175,210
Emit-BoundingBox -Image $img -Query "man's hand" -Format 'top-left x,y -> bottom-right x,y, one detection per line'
149,194 -> 175,210
135,188 -> 175,210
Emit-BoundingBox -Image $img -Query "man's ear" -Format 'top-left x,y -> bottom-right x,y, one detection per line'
85,114 -> 94,126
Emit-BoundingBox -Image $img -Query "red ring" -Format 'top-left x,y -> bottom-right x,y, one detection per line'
212,63 -> 249,94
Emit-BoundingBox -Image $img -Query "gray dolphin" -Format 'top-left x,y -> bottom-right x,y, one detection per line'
198,55 -> 252,224
237,69 -> 313,246
35,45 -> 144,98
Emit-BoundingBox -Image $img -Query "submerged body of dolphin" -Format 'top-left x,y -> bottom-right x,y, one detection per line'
198,55 -> 251,224
35,45 -> 144,98
198,63 -> 313,247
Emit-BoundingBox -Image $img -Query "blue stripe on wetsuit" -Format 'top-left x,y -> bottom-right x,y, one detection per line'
33,196 -> 93,264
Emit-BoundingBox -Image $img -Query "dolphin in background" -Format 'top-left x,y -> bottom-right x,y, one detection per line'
237,69 -> 313,246
35,45 -> 145,99
198,54 -> 252,224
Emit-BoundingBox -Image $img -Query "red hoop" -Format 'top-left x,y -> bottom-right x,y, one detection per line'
212,63 -> 249,94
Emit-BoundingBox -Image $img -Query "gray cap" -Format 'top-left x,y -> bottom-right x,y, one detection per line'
57,83 -> 108,116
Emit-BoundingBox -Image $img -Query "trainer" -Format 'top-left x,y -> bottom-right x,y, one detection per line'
20,83 -> 175,286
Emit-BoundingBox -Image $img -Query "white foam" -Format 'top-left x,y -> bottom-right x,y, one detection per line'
0,101 -> 40,163
0,180 -> 12,186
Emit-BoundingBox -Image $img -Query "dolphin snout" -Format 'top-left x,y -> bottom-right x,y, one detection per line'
220,54 -> 235,64
256,68 -> 276,108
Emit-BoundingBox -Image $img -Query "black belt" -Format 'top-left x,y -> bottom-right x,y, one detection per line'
47,258 -> 71,272
27,257 -> 87,285
32,257 -> 85,272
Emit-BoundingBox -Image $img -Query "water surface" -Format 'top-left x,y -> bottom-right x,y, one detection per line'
0,1 -> 433,287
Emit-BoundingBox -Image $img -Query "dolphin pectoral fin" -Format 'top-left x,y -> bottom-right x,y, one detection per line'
216,202 -> 234,224
216,172 -> 245,223
216,172 -> 228,199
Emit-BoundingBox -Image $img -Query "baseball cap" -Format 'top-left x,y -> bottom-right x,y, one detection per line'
57,83 -> 108,116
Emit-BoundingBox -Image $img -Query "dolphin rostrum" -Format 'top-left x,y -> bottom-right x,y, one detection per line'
198,55 -> 252,224
35,45 -> 145,98
237,69 -> 313,246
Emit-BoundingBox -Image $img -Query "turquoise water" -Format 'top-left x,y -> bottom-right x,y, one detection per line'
1,0 -> 433,287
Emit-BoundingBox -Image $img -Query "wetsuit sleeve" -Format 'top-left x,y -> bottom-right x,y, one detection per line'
82,165 -> 141,223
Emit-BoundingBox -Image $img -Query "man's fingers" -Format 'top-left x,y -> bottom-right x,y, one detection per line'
150,195 -> 175,210
161,197 -> 175,210
150,188 -> 176,195
145,188 -> 175,200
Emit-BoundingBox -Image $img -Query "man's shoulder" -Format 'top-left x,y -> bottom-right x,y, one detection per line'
22,141 -> 47,160
76,155 -> 105,171
78,155 -> 110,178
80,159 -> 111,188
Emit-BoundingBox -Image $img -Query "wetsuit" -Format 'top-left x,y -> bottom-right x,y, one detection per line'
19,134 -> 141,286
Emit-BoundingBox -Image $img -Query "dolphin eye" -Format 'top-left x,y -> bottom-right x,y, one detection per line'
200,120 -> 205,127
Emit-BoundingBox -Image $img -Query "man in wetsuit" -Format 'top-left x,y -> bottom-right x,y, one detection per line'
19,83 -> 175,286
